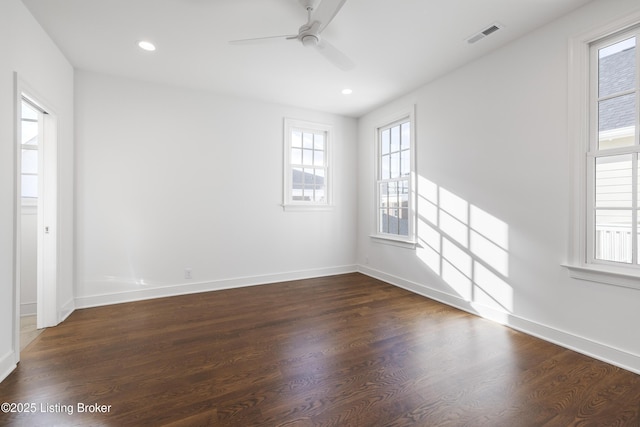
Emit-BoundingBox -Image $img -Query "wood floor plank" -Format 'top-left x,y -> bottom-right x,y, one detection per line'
0,273 -> 638,426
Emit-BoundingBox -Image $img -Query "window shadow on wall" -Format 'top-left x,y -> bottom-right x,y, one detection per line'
416,176 -> 512,320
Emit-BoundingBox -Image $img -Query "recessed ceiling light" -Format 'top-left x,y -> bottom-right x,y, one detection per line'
138,41 -> 156,52
341,88 -> 353,95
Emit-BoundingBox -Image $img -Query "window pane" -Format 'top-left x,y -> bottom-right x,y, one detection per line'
21,149 -> 38,174
638,210 -> 640,265
399,180 -> 409,198
399,181 -> 409,236
390,209 -> 400,234
292,131 -> 302,148
314,133 -> 324,150
399,208 -> 409,236
313,168 -> 326,203
291,147 -> 302,165
313,149 -> 324,166
388,182 -> 399,207
390,152 -> 400,178
303,168 -> 314,186
22,175 -> 37,198
21,120 -> 38,145
381,154 -> 390,180
595,154 -> 632,208
401,122 -> 410,150
381,129 -> 390,155
599,37 -> 636,98
595,209 -> 632,263
302,148 -> 313,165
292,167 -> 304,186
400,149 -> 410,176
384,204 -> 406,236
390,125 -> 400,153
303,187 -> 313,201
380,209 -> 389,233
638,154 -> 640,206
379,182 -> 389,208
303,132 -> 313,149
598,93 -> 636,150
22,101 -> 38,120
314,168 -> 325,191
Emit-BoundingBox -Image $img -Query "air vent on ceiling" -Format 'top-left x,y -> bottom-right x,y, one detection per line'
466,23 -> 504,44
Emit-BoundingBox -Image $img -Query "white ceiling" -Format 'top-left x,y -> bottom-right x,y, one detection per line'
22,0 -> 594,117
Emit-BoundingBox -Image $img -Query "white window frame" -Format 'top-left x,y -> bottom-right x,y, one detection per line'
566,11 -> 640,290
371,106 -> 416,247
282,118 -> 333,211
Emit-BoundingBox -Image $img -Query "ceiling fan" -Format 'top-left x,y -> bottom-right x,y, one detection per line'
229,0 -> 355,71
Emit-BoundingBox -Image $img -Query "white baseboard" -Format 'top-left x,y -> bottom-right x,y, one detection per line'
75,265 -> 358,309
59,297 -> 75,323
20,302 -> 36,317
358,265 -> 640,375
0,351 -> 17,384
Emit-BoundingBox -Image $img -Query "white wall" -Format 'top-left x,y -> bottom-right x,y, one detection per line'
0,0 -> 74,382
74,70 -> 357,307
357,0 -> 640,373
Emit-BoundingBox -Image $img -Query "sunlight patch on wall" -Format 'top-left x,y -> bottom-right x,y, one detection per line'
416,222 -> 442,274
416,175 -> 512,313
439,188 -> 469,247
441,237 -> 473,300
473,261 -> 512,312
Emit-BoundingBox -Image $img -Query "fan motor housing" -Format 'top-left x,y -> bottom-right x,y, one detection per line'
301,34 -> 319,47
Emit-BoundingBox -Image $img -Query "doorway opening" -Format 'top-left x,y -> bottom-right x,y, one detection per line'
16,91 -> 58,354
19,98 -> 42,349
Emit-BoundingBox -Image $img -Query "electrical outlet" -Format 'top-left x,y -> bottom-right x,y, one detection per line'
184,268 -> 192,279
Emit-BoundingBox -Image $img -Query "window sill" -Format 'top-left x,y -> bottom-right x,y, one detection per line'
370,234 -> 417,249
563,263 -> 640,291
282,204 -> 334,212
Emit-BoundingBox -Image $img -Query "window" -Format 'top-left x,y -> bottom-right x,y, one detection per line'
567,15 -> 640,288
21,99 -> 41,202
283,118 -> 332,210
588,29 -> 639,267
373,107 -> 415,244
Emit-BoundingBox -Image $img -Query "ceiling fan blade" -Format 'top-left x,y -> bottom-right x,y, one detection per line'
314,39 -> 354,71
312,0 -> 347,33
229,35 -> 295,45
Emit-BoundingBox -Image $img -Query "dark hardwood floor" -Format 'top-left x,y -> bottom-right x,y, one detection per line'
1,273 -> 639,426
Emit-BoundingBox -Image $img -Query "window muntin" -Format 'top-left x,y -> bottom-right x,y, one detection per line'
375,112 -> 414,241
589,29 -> 640,266
283,119 -> 331,209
